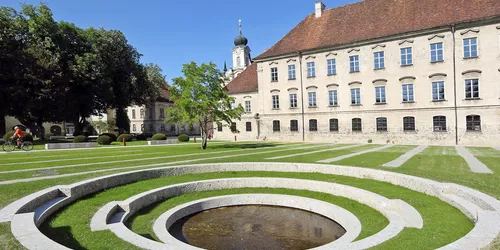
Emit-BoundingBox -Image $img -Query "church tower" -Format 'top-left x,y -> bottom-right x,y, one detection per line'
230,20 -> 251,78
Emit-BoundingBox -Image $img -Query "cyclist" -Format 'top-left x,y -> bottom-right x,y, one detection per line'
10,126 -> 25,148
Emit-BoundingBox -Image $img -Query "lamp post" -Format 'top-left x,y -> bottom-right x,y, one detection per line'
254,113 -> 260,139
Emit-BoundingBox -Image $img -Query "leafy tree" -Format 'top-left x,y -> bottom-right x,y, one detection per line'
166,62 -> 244,149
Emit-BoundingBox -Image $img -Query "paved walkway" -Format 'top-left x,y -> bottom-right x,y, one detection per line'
266,144 -> 361,160
317,144 -> 394,163
455,146 -> 493,174
382,145 -> 428,168
495,147 -> 500,151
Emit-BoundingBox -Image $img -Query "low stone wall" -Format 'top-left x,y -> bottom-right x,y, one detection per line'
45,142 -> 96,150
147,140 -> 178,146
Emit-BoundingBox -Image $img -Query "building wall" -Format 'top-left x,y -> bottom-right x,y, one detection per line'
128,102 -> 201,136
254,22 -> 500,146
213,92 -> 260,141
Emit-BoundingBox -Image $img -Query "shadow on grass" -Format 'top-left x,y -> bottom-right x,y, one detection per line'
39,225 -> 85,250
211,143 -> 278,149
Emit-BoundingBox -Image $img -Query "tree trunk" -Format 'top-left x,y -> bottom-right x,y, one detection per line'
200,118 -> 208,150
36,119 -> 45,140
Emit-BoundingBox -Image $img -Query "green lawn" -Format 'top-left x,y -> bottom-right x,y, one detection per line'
0,142 -> 497,250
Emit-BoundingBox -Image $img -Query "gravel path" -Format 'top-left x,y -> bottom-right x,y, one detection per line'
455,146 -> 493,174
382,145 -> 428,168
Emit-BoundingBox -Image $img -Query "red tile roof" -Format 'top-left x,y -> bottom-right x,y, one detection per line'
158,83 -> 171,101
226,63 -> 258,94
255,0 -> 500,60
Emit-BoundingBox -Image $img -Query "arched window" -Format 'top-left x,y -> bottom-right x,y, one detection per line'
403,117 -> 415,131
433,116 -> 447,131
376,117 -> 387,132
309,119 -> 318,131
352,118 -> 362,132
329,119 -> 339,132
273,120 -> 280,132
466,115 -> 481,131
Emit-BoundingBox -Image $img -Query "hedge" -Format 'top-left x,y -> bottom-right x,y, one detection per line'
100,133 -> 117,141
135,134 -> 148,141
97,135 -> 112,145
73,135 -> 88,143
152,133 -> 167,140
117,134 -> 133,142
178,133 -> 190,142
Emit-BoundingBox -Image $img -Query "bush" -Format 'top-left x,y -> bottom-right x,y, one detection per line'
178,133 -> 190,142
100,133 -> 117,141
368,139 -> 373,143
135,134 -> 148,141
3,131 -> 33,141
45,133 -> 53,140
73,135 -> 88,143
97,135 -> 112,145
117,134 -> 133,142
152,133 -> 167,141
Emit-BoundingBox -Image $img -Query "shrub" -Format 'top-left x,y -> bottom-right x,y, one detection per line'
73,135 -> 88,143
368,139 -> 373,143
100,133 -> 117,141
117,134 -> 133,142
135,134 -> 148,141
152,133 -> 167,141
97,135 -> 112,145
45,133 -> 53,140
3,131 -> 33,141
178,133 -> 190,142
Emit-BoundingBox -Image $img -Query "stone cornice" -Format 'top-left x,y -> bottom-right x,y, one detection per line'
462,69 -> 482,75
348,81 -> 362,86
460,29 -> 480,35
429,73 -> 447,78
399,76 -> 416,81
372,79 -> 388,83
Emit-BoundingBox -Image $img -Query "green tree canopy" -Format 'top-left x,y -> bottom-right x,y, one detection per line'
166,62 -> 244,149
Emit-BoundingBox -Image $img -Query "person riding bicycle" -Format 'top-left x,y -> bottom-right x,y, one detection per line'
10,126 -> 25,148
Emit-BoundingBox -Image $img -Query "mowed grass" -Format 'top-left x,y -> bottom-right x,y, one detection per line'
0,142 -> 497,249
40,171 -> 471,250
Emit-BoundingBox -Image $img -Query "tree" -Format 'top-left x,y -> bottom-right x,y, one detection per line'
166,62 -> 244,149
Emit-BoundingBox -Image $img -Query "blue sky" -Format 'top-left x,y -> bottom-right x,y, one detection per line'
3,0 -> 357,83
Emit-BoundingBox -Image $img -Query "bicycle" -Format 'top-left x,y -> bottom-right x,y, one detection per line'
2,138 -> 34,152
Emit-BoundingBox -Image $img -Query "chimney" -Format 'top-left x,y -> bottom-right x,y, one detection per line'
315,1 -> 326,18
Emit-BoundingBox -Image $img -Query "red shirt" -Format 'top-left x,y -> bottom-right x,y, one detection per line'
14,128 -> 25,138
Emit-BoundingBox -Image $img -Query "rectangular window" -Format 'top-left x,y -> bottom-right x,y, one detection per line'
402,84 -> 414,102
245,100 -> 251,112
148,108 -> 153,119
160,124 -> 165,131
271,67 -> 278,82
171,124 -> 176,132
149,124 -> 154,132
246,122 -> 252,132
374,51 -> 385,69
289,93 -> 297,108
273,120 -> 280,132
465,79 -> 479,99
466,115 -> 481,131
307,62 -> 316,77
132,109 -> 136,119
159,108 -> 165,119
349,55 -> 359,72
432,81 -> 445,100
463,38 -> 478,58
141,124 -> 144,132
403,117 -> 416,131
433,116 -> 447,131
133,124 -> 136,132
376,117 -> 388,132
217,123 -> 222,132
351,88 -> 361,105
329,119 -> 339,132
328,90 -> 338,106
400,47 -> 413,65
290,120 -> 298,132
288,65 -> 296,80
352,118 -> 362,132
375,86 -> 386,103
430,43 -> 444,62
309,119 -> 318,132
230,122 -> 237,132
308,92 -> 317,107
140,109 -> 145,118
327,59 -> 336,75
272,95 -> 280,109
